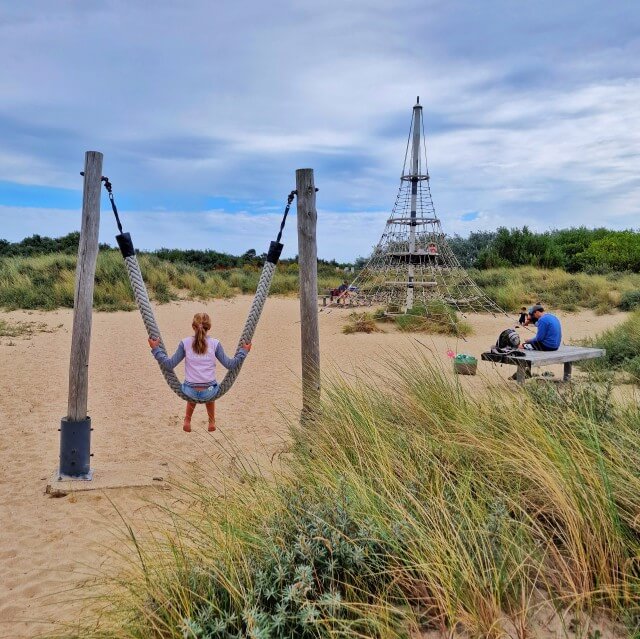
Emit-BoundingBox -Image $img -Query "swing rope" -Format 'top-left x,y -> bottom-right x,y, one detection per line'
102,177 -> 296,404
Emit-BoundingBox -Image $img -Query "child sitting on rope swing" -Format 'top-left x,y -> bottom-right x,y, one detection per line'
148,312 -> 251,433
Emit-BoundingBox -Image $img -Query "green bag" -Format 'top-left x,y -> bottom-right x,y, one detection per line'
453,353 -> 477,375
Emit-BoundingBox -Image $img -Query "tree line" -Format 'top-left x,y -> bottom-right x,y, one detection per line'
448,227 -> 640,273
0,232 -> 348,274
4,227 -> 640,273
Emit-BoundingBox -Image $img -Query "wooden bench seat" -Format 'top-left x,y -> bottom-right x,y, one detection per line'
481,345 -> 605,383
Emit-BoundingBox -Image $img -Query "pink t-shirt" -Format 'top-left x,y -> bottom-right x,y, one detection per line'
181,336 -> 220,384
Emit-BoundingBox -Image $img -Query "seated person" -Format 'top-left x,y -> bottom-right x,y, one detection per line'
336,281 -> 350,305
519,305 -> 561,351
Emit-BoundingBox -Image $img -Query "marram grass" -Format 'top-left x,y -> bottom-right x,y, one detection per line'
0,251 -> 343,310
472,266 -> 640,314
54,358 -> 640,638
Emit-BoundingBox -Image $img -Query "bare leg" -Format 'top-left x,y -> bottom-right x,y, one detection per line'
184,402 -> 196,432
206,401 -> 216,431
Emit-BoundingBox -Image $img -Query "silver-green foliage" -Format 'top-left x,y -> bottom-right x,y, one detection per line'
177,489 -> 396,638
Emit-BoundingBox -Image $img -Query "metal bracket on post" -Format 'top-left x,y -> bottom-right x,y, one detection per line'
58,417 -> 93,480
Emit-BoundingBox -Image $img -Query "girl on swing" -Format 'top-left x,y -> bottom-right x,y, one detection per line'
148,312 -> 251,433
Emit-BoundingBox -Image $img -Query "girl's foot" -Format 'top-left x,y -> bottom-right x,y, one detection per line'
207,421 -> 216,432
183,419 -> 192,433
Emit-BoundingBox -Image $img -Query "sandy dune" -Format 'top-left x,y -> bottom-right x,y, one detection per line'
0,297 -> 630,637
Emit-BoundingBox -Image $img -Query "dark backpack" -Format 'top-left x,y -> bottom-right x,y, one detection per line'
484,328 -> 525,360
496,328 -> 521,350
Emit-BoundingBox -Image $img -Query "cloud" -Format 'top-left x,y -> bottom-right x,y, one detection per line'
0,204 -> 386,263
0,0 -> 639,259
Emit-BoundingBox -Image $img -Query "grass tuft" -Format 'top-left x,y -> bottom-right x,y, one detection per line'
0,318 -> 56,338
388,300 -> 473,336
342,312 -> 384,334
0,252 -> 345,311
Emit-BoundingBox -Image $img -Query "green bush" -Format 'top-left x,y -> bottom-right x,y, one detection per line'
475,226 -> 565,269
619,291 -> 640,311
581,311 -> 640,382
576,231 -> 640,272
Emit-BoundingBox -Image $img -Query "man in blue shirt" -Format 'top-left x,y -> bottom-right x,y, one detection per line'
520,304 -> 562,351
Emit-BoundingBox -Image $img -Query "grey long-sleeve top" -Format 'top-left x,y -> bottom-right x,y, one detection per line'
151,342 -> 247,386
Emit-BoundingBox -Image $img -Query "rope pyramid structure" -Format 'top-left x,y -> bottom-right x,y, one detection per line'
346,98 -> 505,329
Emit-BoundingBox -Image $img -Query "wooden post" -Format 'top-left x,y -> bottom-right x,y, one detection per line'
59,151 -> 102,479
67,152 -> 103,419
296,168 -> 320,416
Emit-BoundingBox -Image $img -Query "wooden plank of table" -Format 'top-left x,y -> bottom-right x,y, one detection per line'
481,346 -> 605,368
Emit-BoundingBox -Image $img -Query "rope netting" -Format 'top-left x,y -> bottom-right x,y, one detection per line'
335,101 -> 507,334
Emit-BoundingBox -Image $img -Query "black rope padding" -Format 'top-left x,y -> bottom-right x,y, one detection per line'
116,232 -> 135,258
266,240 -> 283,264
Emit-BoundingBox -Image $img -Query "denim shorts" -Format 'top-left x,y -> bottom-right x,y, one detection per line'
181,382 -> 219,402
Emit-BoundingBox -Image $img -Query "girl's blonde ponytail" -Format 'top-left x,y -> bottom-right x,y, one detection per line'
192,312 -> 212,354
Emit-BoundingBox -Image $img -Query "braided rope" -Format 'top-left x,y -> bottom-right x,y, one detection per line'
217,261 -> 275,396
123,255 -> 276,404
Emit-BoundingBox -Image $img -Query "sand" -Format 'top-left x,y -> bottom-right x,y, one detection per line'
0,297 -> 631,637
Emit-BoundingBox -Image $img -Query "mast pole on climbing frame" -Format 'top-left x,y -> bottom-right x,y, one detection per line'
405,96 -> 422,311
59,151 -> 102,480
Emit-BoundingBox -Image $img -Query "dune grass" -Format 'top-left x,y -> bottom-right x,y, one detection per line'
342,311 -> 384,334
3,252 -> 639,316
0,251 -> 343,311
369,300 -> 473,337
472,266 -> 640,314
57,358 -> 640,638
579,310 -> 640,383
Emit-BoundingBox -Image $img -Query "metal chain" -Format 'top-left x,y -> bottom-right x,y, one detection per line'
100,177 -> 124,235
276,190 -> 297,244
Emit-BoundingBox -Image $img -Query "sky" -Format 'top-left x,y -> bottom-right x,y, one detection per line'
0,1 -> 638,262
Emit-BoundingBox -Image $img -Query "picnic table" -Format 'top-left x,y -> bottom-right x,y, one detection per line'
481,345 -> 605,384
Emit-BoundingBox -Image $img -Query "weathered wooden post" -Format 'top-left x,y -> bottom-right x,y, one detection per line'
296,168 -> 320,418
59,151 -> 103,479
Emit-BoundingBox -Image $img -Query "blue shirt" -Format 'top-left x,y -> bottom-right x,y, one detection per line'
531,314 -> 562,349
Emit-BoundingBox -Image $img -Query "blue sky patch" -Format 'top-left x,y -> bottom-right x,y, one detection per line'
0,181 -> 81,210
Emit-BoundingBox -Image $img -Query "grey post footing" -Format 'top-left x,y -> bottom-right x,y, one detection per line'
59,417 -> 93,480
563,362 -> 572,382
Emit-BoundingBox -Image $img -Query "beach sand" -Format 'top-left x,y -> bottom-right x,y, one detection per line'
0,297 -> 631,637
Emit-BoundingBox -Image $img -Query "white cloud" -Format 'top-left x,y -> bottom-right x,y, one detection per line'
0,1 -> 639,256
0,204 -> 386,262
